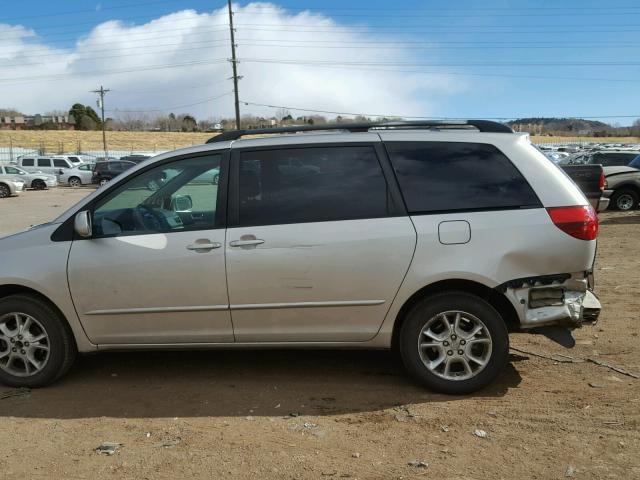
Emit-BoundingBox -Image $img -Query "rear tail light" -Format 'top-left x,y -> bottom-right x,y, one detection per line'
598,171 -> 606,191
547,205 -> 598,241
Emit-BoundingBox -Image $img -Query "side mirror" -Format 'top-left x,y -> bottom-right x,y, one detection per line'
171,194 -> 193,212
74,211 -> 92,238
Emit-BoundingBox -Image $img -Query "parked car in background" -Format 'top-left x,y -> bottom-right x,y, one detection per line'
0,165 -> 57,190
604,166 -> 640,211
0,120 -> 602,394
92,160 -> 136,186
560,164 -> 609,211
59,163 -> 96,187
15,156 -> 78,176
0,174 -> 25,198
119,154 -> 152,164
562,151 -> 640,167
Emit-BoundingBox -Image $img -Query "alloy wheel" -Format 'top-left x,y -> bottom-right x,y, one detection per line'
418,310 -> 492,381
616,193 -> 634,211
0,312 -> 51,377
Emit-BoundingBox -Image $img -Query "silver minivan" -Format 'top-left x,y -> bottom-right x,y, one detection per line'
0,121 -> 601,393
15,155 -> 81,176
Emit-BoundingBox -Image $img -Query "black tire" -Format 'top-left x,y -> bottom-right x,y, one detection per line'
213,173 -> 219,185
0,183 -> 10,198
399,291 -> 509,395
610,188 -> 639,211
68,177 -> 81,187
0,294 -> 76,388
31,179 -> 46,190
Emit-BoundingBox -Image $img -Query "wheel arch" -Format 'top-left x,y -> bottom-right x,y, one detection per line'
390,279 -> 520,351
0,284 -> 77,349
611,183 -> 640,196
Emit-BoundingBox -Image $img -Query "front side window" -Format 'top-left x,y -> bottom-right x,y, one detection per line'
236,146 -> 391,226
37,158 -> 51,167
386,141 -> 540,214
92,154 -> 222,237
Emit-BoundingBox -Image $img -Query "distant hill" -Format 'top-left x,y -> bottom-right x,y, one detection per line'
506,117 -> 611,134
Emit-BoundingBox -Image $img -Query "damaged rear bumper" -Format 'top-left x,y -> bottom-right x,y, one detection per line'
497,274 -> 601,329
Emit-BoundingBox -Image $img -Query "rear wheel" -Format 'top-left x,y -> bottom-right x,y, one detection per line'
68,176 -> 81,187
399,292 -> 509,394
611,188 -> 638,211
99,178 -> 109,186
0,183 -> 10,198
0,295 -> 76,388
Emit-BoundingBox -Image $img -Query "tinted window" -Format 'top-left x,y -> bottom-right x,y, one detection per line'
37,158 -> 51,167
93,155 -> 222,237
237,146 -> 391,226
386,142 -> 540,213
21,159 -> 34,166
53,159 -> 68,168
590,153 -> 637,167
629,155 -> 640,170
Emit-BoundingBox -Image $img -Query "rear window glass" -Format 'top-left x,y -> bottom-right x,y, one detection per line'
386,141 -> 540,213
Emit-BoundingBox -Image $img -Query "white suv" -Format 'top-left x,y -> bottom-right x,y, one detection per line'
0,121 -> 601,393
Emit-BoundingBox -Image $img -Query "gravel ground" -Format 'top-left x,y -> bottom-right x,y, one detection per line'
0,188 -> 638,479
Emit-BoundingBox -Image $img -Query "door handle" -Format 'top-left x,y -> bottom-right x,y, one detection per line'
229,239 -> 265,247
186,240 -> 222,252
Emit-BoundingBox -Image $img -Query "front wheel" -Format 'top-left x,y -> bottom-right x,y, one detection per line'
0,295 -> 76,388
99,178 -> 109,186
399,292 -> 509,394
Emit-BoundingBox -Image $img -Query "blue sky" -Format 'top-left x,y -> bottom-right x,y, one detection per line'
2,0 -> 639,124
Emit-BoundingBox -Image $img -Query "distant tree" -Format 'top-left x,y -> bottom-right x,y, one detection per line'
0,108 -> 24,116
79,115 -> 97,131
181,115 -> 197,132
69,103 -> 101,130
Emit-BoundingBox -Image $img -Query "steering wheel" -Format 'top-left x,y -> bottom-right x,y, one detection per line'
133,204 -> 163,232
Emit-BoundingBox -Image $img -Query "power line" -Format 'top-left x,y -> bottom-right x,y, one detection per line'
240,100 -> 640,121
0,59 -> 228,85
240,58 -> 640,67
107,92 -> 233,113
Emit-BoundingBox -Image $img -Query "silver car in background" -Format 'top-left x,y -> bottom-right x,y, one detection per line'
0,175 -> 25,197
0,165 -> 57,190
0,121 -> 601,394
59,163 -> 96,187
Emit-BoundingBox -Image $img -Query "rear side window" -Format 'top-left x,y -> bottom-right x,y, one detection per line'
37,158 -> 51,167
236,146 -> 391,226
386,142 -> 540,213
21,158 -> 34,166
53,159 -> 68,168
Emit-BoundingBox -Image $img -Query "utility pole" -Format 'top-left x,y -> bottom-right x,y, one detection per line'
91,85 -> 110,156
227,0 -> 241,129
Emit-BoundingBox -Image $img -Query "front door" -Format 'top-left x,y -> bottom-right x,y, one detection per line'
225,144 -> 416,342
67,152 -> 233,344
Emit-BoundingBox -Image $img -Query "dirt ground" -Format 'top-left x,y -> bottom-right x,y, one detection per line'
0,189 -> 638,480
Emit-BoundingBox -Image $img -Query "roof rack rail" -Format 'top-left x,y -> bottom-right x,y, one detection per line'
205,119 -> 513,143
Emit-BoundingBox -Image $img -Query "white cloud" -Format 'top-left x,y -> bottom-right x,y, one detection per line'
0,3 -> 467,120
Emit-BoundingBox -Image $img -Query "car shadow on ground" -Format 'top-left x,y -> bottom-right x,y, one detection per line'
0,350 -> 523,419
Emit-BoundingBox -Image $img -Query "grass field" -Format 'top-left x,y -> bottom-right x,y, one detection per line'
1,130 -> 639,153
